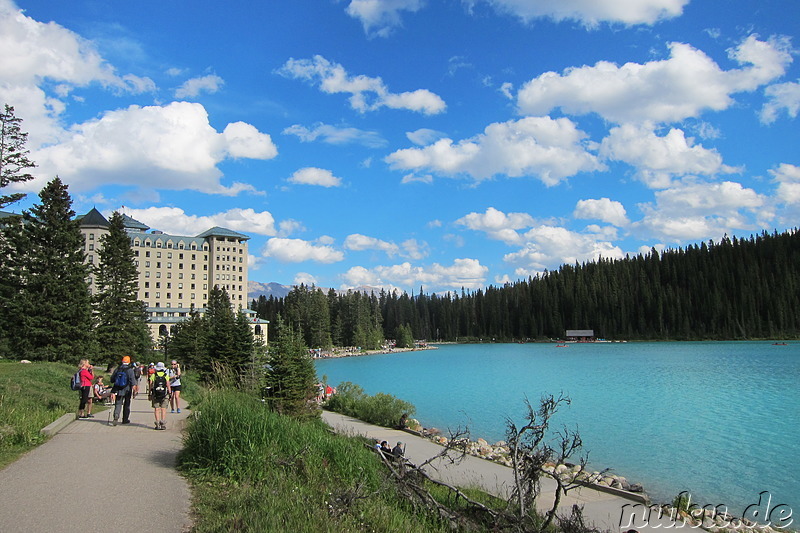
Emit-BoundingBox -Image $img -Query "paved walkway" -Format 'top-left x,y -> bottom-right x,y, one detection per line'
0,394 -> 191,533
322,410 -> 682,532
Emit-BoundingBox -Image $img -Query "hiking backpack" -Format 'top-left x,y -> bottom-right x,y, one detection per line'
70,371 -> 81,391
152,372 -> 168,400
114,367 -> 129,388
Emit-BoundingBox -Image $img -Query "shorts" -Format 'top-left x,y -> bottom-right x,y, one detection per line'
151,396 -> 170,409
170,385 -> 181,392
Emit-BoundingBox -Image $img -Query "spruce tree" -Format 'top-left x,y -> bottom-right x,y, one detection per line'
94,211 -> 151,364
0,104 -> 36,208
13,178 -> 94,361
263,317 -> 318,418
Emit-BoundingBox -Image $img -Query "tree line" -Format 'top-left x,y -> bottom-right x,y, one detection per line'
252,228 -> 800,347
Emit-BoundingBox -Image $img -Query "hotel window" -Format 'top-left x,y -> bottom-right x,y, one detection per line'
191,293 -> 195,299
135,261 -> 139,267
179,263 -> 184,269
166,273 -> 171,279
192,254 -> 196,260
166,283 -> 171,289
155,292 -> 160,298
179,273 -> 184,279
144,292 -> 149,298
88,255 -> 93,263
157,252 -> 161,258
178,293 -> 183,299
156,272 -> 161,278
166,293 -> 171,299
156,282 -> 161,288
145,272 -> 150,278
146,251 -> 150,257
157,241 -> 162,248
156,262 -> 161,268
146,261 -> 150,267
89,233 -> 94,240
167,262 -> 172,268
191,264 -> 196,270
167,252 -> 172,259
144,282 -> 149,288
88,244 -> 94,251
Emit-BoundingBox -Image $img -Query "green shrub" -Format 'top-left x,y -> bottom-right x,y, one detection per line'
324,381 -> 415,428
180,388 -> 449,533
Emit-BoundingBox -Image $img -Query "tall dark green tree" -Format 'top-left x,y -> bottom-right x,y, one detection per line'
10,178 -> 94,361
93,211 -> 151,363
168,307 -> 208,371
0,104 -> 36,208
263,317 -> 318,418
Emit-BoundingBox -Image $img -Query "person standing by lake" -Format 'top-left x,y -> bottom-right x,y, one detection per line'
76,359 -> 94,419
109,356 -> 138,426
168,360 -> 182,413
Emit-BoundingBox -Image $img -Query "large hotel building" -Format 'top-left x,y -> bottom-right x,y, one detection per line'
78,208 -> 266,341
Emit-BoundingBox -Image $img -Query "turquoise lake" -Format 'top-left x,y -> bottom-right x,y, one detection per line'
315,341 -> 799,516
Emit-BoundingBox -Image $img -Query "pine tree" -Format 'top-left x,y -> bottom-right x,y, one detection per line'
263,317 -> 318,418
168,307 -> 208,372
0,104 -> 36,208
94,211 -> 151,364
12,178 -> 94,361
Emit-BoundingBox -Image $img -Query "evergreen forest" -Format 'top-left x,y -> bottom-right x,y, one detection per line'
251,229 -> 800,346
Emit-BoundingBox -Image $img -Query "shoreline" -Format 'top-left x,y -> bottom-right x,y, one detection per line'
312,345 -> 438,358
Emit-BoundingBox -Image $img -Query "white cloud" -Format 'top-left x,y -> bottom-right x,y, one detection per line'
770,163 -> 800,204
634,180 -> 767,242
278,55 -> 446,115
406,128 -> 446,146
456,207 -> 535,244
386,116 -> 604,185
277,219 -> 305,238
761,80 -> 800,124
599,123 -> 737,188
119,206 -> 278,237
344,233 -> 400,255
287,167 -> 343,187
174,74 -> 224,98
0,0 -> 155,146
30,102 -> 277,195
517,35 -> 792,124
283,122 -> 386,148
294,272 -> 318,286
401,239 -> 429,260
574,198 -> 629,226
400,173 -> 434,184
342,258 -> 488,291
471,0 -> 688,26
345,0 -> 424,37
262,238 -> 344,263
504,225 -> 625,273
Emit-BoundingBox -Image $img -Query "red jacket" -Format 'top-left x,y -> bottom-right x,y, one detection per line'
79,368 -> 94,387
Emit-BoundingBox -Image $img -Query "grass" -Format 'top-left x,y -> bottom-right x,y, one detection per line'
0,360 -> 94,467
180,388 -> 453,532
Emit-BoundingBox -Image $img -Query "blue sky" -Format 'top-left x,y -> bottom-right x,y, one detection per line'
3,0 -> 799,294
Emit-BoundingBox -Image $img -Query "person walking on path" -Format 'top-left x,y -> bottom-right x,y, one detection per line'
149,362 -> 172,430
110,356 -> 138,426
76,359 -> 95,419
168,359 -> 182,413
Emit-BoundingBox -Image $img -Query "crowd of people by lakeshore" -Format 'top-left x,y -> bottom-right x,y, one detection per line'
74,356 -> 183,430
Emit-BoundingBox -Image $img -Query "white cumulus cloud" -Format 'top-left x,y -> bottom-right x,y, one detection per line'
262,238 -> 344,263
174,74 -> 224,98
278,55 -> 445,115
117,206 -> 279,237
30,102 -> 277,195
599,123 -> 737,188
345,0 -> 424,37
574,198 -> 629,226
761,80 -> 800,124
517,35 -> 792,124
287,167 -> 343,187
344,234 -> 400,255
386,116 -> 604,185
342,258 -> 488,291
456,207 -> 535,245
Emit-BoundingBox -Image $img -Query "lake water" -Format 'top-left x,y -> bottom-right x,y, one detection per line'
315,341 -> 799,517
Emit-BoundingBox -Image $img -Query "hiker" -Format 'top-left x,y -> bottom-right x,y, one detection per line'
109,356 -> 138,426
149,362 -> 172,430
167,359 -> 182,413
380,441 -> 392,457
397,413 -> 408,430
76,359 -> 95,419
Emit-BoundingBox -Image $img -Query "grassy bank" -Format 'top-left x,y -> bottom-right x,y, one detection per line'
179,388 -> 457,532
0,360 -> 84,467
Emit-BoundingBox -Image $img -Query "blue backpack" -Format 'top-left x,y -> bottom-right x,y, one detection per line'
70,371 -> 81,391
114,367 -> 129,388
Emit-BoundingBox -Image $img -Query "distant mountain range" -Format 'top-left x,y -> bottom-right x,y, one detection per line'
248,281 -> 294,300
248,281 -> 388,301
